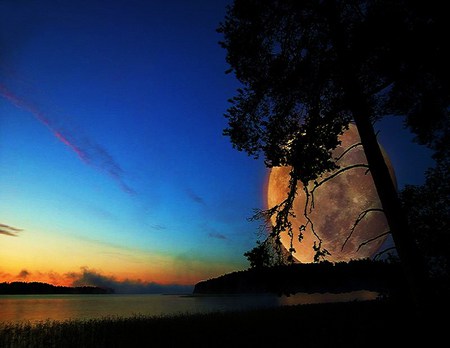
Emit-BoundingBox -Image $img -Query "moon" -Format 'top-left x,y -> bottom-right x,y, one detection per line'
266,124 -> 396,263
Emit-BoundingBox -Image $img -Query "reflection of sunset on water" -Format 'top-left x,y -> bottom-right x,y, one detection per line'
0,291 -> 378,324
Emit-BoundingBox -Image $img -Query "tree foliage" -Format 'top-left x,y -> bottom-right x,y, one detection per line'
400,155 -> 450,280
219,0 -> 449,158
244,239 -> 275,269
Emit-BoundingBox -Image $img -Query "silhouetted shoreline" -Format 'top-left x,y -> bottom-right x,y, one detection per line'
194,259 -> 406,297
0,281 -> 113,295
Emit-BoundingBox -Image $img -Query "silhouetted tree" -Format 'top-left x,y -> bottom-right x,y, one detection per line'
244,239 -> 274,269
400,153 -> 450,295
218,0 -> 449,306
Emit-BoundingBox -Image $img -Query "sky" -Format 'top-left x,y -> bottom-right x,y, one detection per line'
0,0 -> 435,292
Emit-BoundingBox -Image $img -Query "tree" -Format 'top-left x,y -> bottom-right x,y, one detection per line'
218,0 -> 449,306
244,239 -> 275,269
400,153 -> 450,296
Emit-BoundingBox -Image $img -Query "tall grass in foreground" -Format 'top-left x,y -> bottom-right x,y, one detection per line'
0,300 -> 442,348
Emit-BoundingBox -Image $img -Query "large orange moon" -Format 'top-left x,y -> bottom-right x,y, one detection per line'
266,124 -> 396,263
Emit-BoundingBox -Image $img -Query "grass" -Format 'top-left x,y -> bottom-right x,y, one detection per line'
0,299 -> 444,348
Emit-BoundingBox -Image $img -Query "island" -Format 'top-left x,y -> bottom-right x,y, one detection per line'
0,281 -> 114,295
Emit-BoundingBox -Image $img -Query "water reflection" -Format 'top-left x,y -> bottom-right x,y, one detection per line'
0,291 -> 378,324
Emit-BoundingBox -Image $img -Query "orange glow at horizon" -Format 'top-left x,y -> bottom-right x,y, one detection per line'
0,226 -> 234,288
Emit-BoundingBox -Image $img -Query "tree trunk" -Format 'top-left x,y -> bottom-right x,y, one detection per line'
353,112 -> 429,307
322,0 -> 429,307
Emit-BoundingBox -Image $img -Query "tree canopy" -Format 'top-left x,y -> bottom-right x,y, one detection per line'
218,0 -> 448,168
400,154 -> 450,277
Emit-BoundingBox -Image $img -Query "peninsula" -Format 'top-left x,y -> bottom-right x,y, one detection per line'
194,259 -> 405,296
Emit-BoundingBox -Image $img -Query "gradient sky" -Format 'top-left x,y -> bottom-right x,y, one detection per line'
0,0 -> 435,291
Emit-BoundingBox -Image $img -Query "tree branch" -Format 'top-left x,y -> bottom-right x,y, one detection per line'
303,184 -> 330,262
342,208 -> 385,251
357,231 -> 391,252
373,246 -> 397,261
310,163 -> 370,203
249,169 -> 300,264
334,142 -> 363,162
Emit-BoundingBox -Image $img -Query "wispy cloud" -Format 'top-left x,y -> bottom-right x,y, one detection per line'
67,268 -> 193,294
0,223 -> 23,237
200,222 -> 228,241
0,83 -> 135,195
208,232 -> 227,240
150,224 -> 167,231
185,188 -> 205,205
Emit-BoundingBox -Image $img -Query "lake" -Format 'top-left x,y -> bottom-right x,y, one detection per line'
0,290 -> 378,324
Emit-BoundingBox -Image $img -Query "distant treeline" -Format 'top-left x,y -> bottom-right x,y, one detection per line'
0,282 -> 114,295
194,259 -> 406,296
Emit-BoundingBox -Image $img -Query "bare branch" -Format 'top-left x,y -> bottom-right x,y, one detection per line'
249,169 -> 300,264
357,231 -> 391,252
302,184 -> 331,262
303,185 -> 319,242
334,142 -> 362,162
373,246 -> 396,261
311,163 -> 370,196
342,208 -> 385,251
309,163 -> 369,211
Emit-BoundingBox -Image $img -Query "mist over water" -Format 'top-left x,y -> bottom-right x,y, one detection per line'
0,291 -> 378,324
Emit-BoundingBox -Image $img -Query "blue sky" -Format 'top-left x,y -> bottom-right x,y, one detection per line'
0,0 -> 435,288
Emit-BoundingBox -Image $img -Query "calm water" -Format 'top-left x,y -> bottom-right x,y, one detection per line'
0,291 -> 378,324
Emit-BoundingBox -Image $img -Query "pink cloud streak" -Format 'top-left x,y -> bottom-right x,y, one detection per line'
0,83 -> 134,194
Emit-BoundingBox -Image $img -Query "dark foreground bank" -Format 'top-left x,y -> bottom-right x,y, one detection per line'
0,299 -> 443,348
